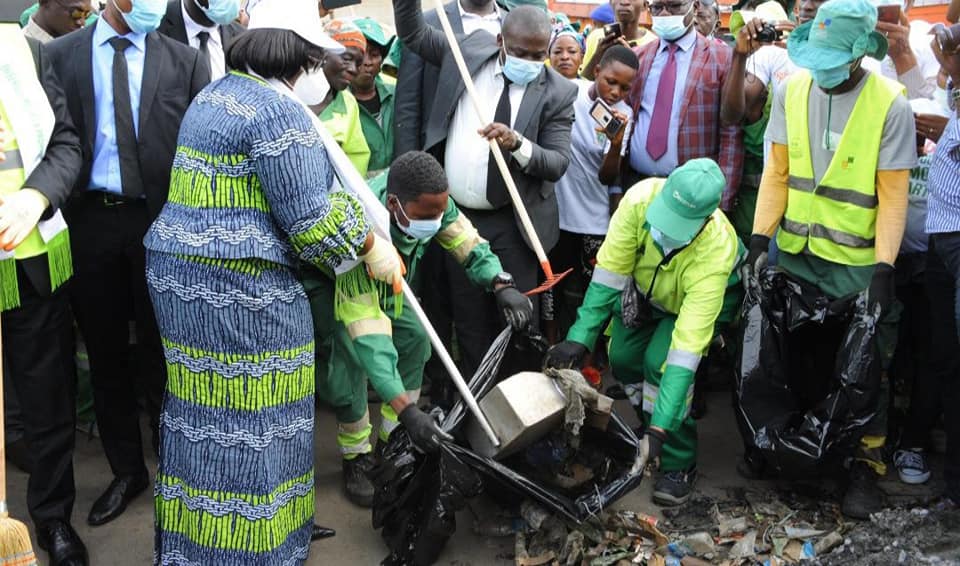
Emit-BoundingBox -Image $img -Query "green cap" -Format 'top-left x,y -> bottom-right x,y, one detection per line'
353,17 -> 394,50
646,159 -> 725,242
787,0 -> 887,71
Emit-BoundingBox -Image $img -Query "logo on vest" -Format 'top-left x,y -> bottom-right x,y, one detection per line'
841,156 -> 855,170
673,190 -> 697,209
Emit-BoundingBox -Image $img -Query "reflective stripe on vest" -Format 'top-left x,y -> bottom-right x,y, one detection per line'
777,71 -> 903,266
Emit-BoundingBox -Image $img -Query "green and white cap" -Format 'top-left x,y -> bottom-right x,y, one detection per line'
646,159 -> 725,242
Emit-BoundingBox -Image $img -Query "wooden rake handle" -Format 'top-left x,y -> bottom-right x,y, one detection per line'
429,0 -> 554,279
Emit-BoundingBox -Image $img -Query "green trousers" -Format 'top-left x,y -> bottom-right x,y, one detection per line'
608,287 -> 741,472
304,271 -> 430,456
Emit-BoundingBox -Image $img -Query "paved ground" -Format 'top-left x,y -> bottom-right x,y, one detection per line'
8,387 -> 946,565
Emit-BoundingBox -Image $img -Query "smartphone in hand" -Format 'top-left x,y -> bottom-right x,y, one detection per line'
877,4 -> 901,24
590,98 -> 625,138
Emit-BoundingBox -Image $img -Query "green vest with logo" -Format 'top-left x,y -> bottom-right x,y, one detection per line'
777,71 -> 903,267
0,100 -> 72,312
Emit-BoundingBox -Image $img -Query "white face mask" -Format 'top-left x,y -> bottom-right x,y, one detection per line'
651,4 -> 693,41
292,68 -> 330,106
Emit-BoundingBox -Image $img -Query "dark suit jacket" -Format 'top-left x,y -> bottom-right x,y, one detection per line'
393,0 -> 576,252
20,37 -> 82,296
393,1 -> 463,158
45,22 -> 210,220
157,0 -> 244,74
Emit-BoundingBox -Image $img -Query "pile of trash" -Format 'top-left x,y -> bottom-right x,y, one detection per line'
475,488 -> 960,565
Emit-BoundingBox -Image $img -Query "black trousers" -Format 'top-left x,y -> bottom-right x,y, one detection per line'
925,234 -> 960,499
66,195 -> 163,478
893,253 -> 936,448
427,206 -> 541,379
1,264 -> 76,525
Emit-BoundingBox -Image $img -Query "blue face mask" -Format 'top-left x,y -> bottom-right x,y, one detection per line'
393,201 -> 442,241
651,4 -> 693,41
649,226 -> 691,252
199,0 -> 242,25
114,0 -> 166,34
501,44 -> 543,86
811,64 -> 851,90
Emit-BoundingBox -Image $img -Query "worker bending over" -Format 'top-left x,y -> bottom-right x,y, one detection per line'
301,151 -> 532,507
546,159 -> 743,506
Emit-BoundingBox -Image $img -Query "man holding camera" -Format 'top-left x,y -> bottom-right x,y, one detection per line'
546,159 -> 743,506
742,0 -> 916,518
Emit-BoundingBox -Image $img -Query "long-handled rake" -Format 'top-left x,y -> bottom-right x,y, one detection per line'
0,320 -> 37,566
429,0 -> 572,296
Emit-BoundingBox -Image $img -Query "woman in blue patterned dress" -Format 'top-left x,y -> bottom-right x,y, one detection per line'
142,3 -> 405,563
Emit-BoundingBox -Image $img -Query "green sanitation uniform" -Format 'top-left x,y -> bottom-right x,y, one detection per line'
565,179 -> 743,471
302,173 -> 503,458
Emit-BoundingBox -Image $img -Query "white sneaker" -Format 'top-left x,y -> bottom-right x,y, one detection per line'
894,449 -> 931,484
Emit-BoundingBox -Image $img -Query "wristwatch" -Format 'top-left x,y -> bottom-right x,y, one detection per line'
492,272 -> 516,289
510,132 -> 524,152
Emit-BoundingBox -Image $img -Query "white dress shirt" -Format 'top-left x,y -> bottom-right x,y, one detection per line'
459,0 -> 502,36
444,59 -> 533,210
182,0 -> 225,80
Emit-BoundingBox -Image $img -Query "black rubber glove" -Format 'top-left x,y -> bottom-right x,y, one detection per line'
495,286 -> 533,330
866,262 -> 895,314
640,427 -> 667,471
398,404 -> 452,453
544,340 -> 588,369
741,234 -> 771,289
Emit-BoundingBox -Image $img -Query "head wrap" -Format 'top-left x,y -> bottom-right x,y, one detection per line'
324,19 -> 367,52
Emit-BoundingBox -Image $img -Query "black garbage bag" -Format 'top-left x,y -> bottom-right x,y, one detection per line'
370,328 -> 644,565
735,269 -> 882,472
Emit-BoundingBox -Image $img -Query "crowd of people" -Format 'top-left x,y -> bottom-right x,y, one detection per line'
1,0 -> 959,563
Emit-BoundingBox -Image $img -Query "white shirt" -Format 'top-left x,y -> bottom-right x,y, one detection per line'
862,19 -> 939,100
444,59 -> 533,209
556,80 -> 632,235
182,0 -> 225,81
745,45 -> 795,163
459,0 -> 501,36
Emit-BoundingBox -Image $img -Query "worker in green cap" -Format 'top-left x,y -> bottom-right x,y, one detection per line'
742,0 -> 916,519
545,158 -> 744,506
303,151 -> 532,507
351,17 -> 398,175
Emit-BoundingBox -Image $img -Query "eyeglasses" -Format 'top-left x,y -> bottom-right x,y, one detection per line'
54,0 -> 92,21
648,1 -> 692,14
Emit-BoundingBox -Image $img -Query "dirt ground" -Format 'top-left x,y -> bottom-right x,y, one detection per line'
7,385 -> 954,566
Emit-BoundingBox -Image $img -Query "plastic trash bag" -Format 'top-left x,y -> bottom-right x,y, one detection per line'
735,270 -> 882,471
371,328 -> 645,565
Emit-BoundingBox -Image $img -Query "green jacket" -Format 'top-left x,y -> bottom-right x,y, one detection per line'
566,178 -> 742,431
355,76 -> 396,174
305,171 -> 503,404
318,90 -> 371,177
368,171 -> 501,294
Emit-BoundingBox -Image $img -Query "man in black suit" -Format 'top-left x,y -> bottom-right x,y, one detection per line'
393,0 -> 503,157
393,0 -> 576,375
157,0 -> 243,81
1,31 -> 84,565
45,0 -> 208,527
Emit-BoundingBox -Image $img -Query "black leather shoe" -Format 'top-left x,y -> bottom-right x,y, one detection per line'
311,524 -> 336,541
36,520 -> 88,566
87,474 -> 149,526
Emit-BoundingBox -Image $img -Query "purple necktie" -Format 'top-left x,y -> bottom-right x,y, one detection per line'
646,44 -> 678,161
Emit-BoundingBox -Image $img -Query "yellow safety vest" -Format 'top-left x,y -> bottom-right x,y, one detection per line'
777,71 -> 903,266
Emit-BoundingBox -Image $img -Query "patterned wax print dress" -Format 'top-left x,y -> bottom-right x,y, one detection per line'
143,72 -> 370,565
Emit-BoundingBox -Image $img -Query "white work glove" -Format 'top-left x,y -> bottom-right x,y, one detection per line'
360,232 -> 405,293
0,188 -> 49,251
